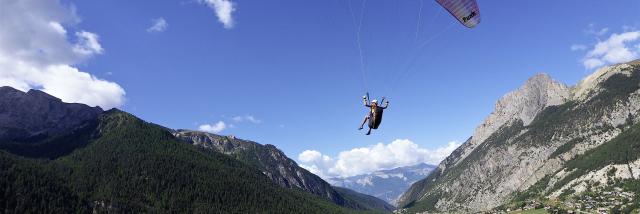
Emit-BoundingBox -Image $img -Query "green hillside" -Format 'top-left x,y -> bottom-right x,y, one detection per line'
334,187 -> 395,212
0,110 -> 365,213
505,71 -> 640,212
174,130 -> 394,212
0,151 -> 89,213
509,122 -> 640,212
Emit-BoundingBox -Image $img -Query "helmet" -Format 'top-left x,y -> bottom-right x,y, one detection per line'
371,100 -> 378,103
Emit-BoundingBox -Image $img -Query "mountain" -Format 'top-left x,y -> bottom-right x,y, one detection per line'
328,163 -> 436,205
173,130 -> 394,212
398,60 -> 640,213
334,186 -> 397,212
0,87 -> 378,213
0,86 -> 102,158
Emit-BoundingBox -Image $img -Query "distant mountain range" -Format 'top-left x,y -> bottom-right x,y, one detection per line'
0,86 -> 392,213
397,60 -> 640,213
328,163 -> 435,205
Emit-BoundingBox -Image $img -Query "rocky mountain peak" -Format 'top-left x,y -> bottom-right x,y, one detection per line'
0,86 -> 21,97
443,73 -> 570,170
0,86 -> 102,142
398,59 -> 640,212
572,62 -> 637,100
483,72 -> 569,134
26,89 -> 63,102
628,59 -> 640,66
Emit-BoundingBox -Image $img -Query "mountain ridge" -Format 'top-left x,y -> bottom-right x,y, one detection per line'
398,60 -> 640,213
0,87 -> 388,213
329,162 -> 436,205
173,129 -> 394,212
0,86 -> 103,158
0,86 -> 103,141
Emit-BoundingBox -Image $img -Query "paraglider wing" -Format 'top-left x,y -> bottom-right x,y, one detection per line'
436,0 -> 480,28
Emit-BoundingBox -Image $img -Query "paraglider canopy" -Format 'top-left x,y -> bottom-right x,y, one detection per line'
436,0 -> 481,28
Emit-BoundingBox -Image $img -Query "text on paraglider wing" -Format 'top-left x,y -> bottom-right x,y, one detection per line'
462,11 -> 477,23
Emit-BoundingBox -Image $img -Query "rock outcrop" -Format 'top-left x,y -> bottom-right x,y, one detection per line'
398,60 -> 640,213
445,74 -> 571,172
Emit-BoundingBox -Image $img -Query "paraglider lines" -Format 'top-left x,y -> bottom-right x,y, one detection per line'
348,0 -> 369,91
389,20 -> 455,94
414,0 -> 424,44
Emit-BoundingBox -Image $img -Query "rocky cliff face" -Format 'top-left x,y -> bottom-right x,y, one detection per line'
440,74 -> 571,173
398,60 -> 640,213
174,130 -> 394,211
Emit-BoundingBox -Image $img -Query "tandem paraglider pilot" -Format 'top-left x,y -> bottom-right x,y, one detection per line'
359,95 -> 389,135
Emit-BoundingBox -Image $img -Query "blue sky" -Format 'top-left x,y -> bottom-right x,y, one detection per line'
2,0 -> 640,177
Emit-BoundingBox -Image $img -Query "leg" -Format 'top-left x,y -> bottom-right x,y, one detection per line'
366,128 -> 371,135
359,115 -> 370,130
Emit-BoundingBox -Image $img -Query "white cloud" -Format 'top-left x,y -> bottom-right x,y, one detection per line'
49,21 -> 67,35
73,31 -> 103,57
570,44 -> 587,51
622,25 -> 637,32
199,0 -> 236,29
298,139 -> 461,178
356,177 -> 373,186
0,58 -> 125,109
0,0 -> 125,109
299,150 -> 323,162
198,121 -> 227,133
298,150 -> 335,178
147,18 -> 168,33
232,115 -> 261,124
594,28 -> 609,37
582,31 -> 640,69
583,58 -> 605,69
585,24 -> 609,37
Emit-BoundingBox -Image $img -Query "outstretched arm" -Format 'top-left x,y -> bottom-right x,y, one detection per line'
382,101 -> 389,109
363,96 -> 371,107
